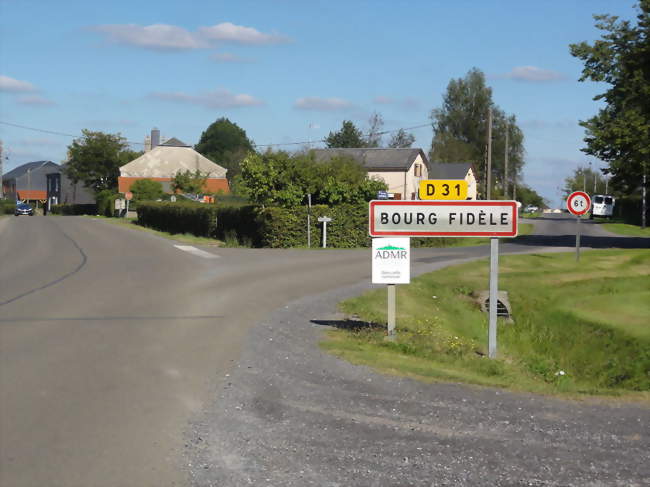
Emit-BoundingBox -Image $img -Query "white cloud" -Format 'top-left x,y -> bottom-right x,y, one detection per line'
198,22 -> 289,45
210,52 -> 253,63
150,89 -> 264,109
92,22 -> 289,51
0,75 -> 37,92
502,66 -> 565,82
294,97 -> 352,111
93,24 -> 208,50
17,95 -> 55,106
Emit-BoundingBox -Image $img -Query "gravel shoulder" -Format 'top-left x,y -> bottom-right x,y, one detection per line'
185,258 -> 650,487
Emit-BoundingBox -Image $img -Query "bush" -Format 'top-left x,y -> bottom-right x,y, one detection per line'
51,204 -> 98,215
130,179 -> 164,201
1,200 -> 16,214
96,190 -> 121,217
137,202 -> 219,237
614,195 -> 649,225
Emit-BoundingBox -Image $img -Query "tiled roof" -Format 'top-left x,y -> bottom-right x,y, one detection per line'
3,161 -> 59,180
428,163 -> 473,179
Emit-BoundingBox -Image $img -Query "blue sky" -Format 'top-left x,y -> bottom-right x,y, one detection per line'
0,0 -> 637,206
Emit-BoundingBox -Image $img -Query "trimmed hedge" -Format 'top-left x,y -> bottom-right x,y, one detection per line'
1,201 -> 16,214
137,202 -> 219,237
614,196 -> 649,225
51,204 -> 98,215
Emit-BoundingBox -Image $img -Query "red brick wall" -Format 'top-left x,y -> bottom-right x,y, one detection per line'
118,177 -> 229,194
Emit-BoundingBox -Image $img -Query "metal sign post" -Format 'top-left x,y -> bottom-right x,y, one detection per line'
488,238 -> 499,358
372,237 -> 410,339
307,194 -> 312,248
566,191 -> 591,262
318,216 -> 331,248
387,284 -> 396,338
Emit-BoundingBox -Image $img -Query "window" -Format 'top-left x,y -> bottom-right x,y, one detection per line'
414,164 -> 422,177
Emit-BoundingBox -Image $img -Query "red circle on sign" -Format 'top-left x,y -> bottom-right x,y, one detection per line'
567,191 -> 591,216
125,191 -> 133,201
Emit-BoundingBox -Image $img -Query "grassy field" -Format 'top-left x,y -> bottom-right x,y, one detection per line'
322,249 -> 650,397
602,222 -> 650,237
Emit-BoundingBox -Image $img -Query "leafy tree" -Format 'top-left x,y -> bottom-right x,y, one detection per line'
429,68 -> 525,197
365,112 -> 385,147
325,120 -> 366,148
172,170 -> 208,195
65,130 -> 133,193
195,118 -> 254,184
130,179 -> 164,201
569,2 -> 650,195
515,184 -> 548,209
238,151 -> 387,207
562,165 -> 608,197
388,128 -> 416,148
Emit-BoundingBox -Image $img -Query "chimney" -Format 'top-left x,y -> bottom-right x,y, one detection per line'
151,128 -> 160,149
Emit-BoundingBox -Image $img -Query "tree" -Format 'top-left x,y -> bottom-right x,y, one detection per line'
562,165 -> 608,197
515,184 -> 548,209
365,112 -> 385,147
388,128 -> 416,148
569,2 -> 650,193
325,120 -> 366,148
171,170 -> 209,195
429,68 -> 525,198
238,151 -> 387,207
64,130 -> 134,193
130,179 -> 164,201
195,118 -> 254,184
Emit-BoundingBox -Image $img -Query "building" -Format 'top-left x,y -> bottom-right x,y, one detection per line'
45,167 -> 95,208
2,161 -> 60,203
428,162 -> 478,200
311,148 -> 429,200
118,137 -> 229,194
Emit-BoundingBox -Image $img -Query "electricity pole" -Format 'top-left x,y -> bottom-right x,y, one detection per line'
0,140 -> 3,199
486,108 -> 493,199
504,123 -> 509,199
643,167 -> 647,229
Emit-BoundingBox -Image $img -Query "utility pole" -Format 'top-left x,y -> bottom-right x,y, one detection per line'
486,107 -> 493,199
0,140 -> 3,199
643,167 -> 647,229
583,168 -> 586,192
504,123 -> 509,199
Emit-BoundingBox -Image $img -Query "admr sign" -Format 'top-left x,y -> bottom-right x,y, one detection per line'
372,237 -> 410,284
369,200 -> 517,237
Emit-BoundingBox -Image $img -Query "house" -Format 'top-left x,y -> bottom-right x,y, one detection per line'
45,167 -> 95,208
118,137 -> 229,194
2,161 -> 60,203
428,162 -> 478,200
311,148 -> 429,200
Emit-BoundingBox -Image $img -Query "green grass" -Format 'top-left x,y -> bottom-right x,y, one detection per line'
85,215 -> 222,246
602,222 -> 650,237
322,249 -> 650,398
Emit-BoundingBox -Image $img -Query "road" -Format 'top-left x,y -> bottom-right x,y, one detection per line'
0,214 -> 647,486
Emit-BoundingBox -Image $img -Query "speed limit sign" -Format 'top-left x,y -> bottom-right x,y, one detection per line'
567,191 -> 591,216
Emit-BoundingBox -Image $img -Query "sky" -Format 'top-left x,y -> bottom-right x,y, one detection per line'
0,0 -> 638,206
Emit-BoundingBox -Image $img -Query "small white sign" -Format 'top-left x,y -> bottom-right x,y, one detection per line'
318,216 -> 332,223
372,237 -> 410,284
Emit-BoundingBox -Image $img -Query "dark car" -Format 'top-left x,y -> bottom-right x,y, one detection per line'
15,203 -> 35,216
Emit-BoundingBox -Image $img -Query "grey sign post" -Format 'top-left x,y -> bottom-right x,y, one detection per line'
566,191 -> 591,262
488,238 -> 499,358
307,194 -> 312,248
318,216 -> 331,248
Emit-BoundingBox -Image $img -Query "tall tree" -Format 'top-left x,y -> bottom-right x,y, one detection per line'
325,120 -> 365,148
365,112 -> 385,148
429,68 -> 525,198
569,2 -> 650,196
388,128 -> 416,148
562,165 -> 608,197
195,118 -> 254,184
64,130 -> 132,193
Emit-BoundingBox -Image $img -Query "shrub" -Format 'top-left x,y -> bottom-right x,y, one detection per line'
130,179 -> 164,201
0,201 -> 16,214
137,202 -> 219,237
96,190 -> 121,217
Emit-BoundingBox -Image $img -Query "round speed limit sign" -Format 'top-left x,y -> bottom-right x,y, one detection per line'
567,191 -> 591,216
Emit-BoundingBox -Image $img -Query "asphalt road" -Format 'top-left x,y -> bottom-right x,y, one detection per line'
0,214 -> 647,486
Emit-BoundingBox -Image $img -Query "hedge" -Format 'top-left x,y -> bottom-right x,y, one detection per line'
614,196 -> 649,225
51,204 -> 98,215
1,201 -> 16,214
135,201 -> 471,248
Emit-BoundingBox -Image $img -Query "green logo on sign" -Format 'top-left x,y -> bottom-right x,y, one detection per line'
378,245 -> 405,251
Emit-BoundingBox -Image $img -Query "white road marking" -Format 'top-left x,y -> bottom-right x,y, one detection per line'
173,245 -> 219,259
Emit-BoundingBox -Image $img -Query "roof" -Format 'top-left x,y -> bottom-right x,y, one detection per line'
120,145 -> 227,178
428,162 -> 473,180
3,161 -> 59,180
311,148 -> 427,171
160,137 -> 190,147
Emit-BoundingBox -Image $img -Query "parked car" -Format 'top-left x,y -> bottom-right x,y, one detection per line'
15,203 -> 35,216
524,205 -> 539,213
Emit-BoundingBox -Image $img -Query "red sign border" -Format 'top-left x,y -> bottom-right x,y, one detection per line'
369,200 -> 518,237
566,191 -> 591,216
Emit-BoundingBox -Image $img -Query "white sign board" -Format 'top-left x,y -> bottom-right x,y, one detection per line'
372,238 -> 410,284
369,200 -> 518,237
567,191 -> 591,216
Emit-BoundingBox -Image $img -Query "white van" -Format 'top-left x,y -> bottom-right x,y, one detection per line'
590,194 -> 615,219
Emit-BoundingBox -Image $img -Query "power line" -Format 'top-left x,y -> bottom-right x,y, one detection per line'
1,119 -> 432,149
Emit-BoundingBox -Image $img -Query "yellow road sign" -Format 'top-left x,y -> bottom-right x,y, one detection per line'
419,180 -> 468,200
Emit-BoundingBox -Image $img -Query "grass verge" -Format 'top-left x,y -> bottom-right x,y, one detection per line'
322,249 -> 650,398
84,215 -> 222,246
602,222 -> 650,237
